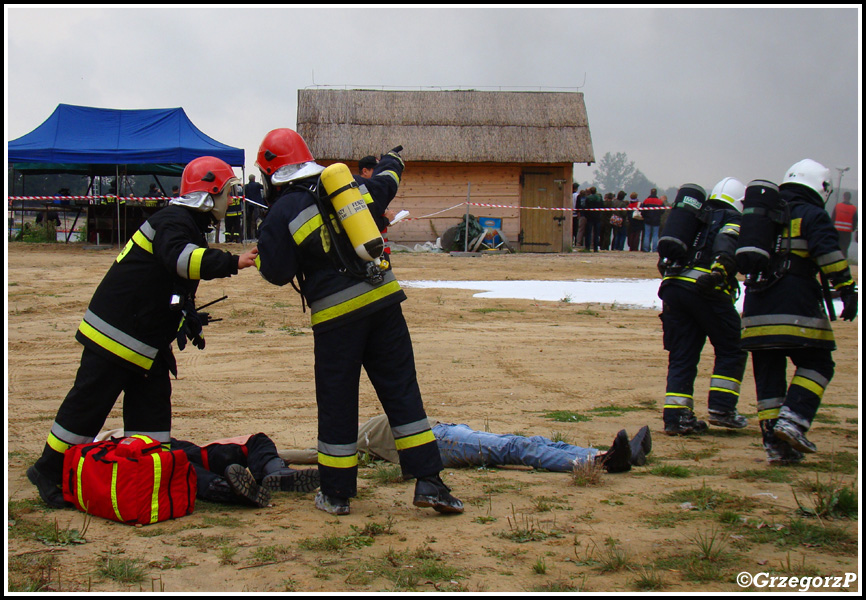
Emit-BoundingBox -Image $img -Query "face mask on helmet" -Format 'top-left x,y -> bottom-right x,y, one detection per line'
170,177 -> 238,220
709,177 -> 746,212
782,159 -> 833,203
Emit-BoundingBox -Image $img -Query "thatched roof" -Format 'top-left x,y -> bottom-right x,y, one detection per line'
297,89 -> 594,164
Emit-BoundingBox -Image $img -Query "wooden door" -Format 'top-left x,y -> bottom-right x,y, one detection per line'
520,171 -> 563,253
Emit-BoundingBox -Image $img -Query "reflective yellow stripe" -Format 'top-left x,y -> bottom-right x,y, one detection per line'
792,375 -> 826,399
292,213 -> 324,245
821,260 -> 849,274
664,405 -> 693,410
116,239 -> 134,263
311,280 -> 402,326
758,408 -> 781,421
742,324 -> 834,342
709,387 -> 740,396
394,429 -> 436,451
76,457 -> 86,509
131,434 -> 157,444
132,229 -> 154,254
317,452 -> 359,469
150,456 -> 162,524
378,170 -> 400,185
78,320 -> 154,370
254,254 -> 262,270
111,463 -> 124,521
188,248 -> 206,280
47,432 -> 72,454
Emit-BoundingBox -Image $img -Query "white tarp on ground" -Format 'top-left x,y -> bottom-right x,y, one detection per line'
403,278 -> 850,314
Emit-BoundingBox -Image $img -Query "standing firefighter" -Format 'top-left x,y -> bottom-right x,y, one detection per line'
657,179 -> 749,435
738,159 -> 857,464
27,157 -> 258,508
253,128 -> 463,516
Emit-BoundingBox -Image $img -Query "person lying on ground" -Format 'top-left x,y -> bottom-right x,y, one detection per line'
278,415 -> 652,474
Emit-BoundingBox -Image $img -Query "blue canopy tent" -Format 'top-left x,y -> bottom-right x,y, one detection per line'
8,104 -> 244,244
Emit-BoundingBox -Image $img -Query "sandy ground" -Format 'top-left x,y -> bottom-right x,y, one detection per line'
6,242 -> 860,593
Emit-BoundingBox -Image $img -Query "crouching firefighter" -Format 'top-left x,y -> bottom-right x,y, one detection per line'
657,179 -> 749,435
253,128 -> 463,516
27,156 -> 259,509
737,159 -> 858,464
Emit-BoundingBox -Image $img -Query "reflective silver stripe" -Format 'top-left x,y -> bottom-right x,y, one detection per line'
816,250 -> 845,266
664,394 -> 694,409
787,239 -> 809,250
125,430 -> 171,443
317,441 -> 358,456
140,221 -> 156,240
736,246 -> 770,259
309,270 -> 398,314
83,309 -> 159,359
778,406 -> 811,430
709,376 -> 741,395
377,170 -> 400,185
793,368 -> 830,390
391,419 -> 432,438
50,422 -> 96,446
756,397 -> 784,412
289,205 -> 322,237
741,314 -> 831,330
176,243 -> 200,279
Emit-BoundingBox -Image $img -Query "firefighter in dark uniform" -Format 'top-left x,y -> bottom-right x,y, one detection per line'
658,179 -> 749,435
740,159 -> 857,464
27,157 -> 259,508
253,128 -> 462,516
224,184 -> 244,242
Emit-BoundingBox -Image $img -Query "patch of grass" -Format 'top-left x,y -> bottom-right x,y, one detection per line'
593,537 -> 630,572
250,544 -> 295,565
572,457 -> 604,487
96,553 -> 146,584
589,405 -> 643,417
630,565 -> 666,590
662,482 -> 756,512
298,530 -> 375,553
673,442 -> 720,461
735,516 -> 857,555
246,329 -> 265,334
359,462 -> 404,484
530,578 -> 586,592
690,526 -> 730,562
218,545 -> 238,565
811,413 -> 839,424
347,545 -> 465,591
808,451 -> 857,475
7,552 -> 59,592
543,410 -> 590,423
643,510 -> 698,529
148,555 -> 196,570
793,474 -> 858,519
532,495 -> 569,513
178,532 -> 236,553
498,507 -> 564,544
201,514 -> 245,528
650,464 -> 691,478
730,467 -> 798,483
822,403 -> 856,409
532,556 -> 547,574
277,326 -> 306,336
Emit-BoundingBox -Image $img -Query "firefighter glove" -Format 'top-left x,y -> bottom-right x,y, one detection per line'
696,270 -> 725,295
177,303 -> 207,350
840,289 -> 858,321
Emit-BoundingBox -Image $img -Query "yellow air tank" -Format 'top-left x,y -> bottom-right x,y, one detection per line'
320,163 -> 384,262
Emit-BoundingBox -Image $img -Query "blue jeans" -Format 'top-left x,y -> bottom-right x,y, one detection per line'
643,225 -> 660,252
433,423 -> 597,471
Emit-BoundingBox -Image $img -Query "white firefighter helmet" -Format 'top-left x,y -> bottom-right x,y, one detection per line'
709,177 -> 746,212
781,159 -> 833,203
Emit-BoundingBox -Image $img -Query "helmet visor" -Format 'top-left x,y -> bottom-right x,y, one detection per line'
210,177 -> 240,220
271,161 -> 326,186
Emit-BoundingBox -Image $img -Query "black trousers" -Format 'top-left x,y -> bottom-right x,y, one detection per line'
313,303 -> 442,498
224,215 -> 242,242
750,347 -> 835,431
35,347 -> 172,483
660,285 -> 747,423
171,433 -> 282,497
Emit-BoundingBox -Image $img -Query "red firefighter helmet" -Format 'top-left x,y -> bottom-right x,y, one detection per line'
256,128 -> 324,187
176,156 -> 239,220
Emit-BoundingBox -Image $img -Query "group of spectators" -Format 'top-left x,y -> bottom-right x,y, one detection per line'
571,184 -> 668,253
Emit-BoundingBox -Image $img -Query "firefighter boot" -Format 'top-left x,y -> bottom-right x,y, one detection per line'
664,410 -> 708,436
314,491 -> 350,515
224,464 -> 271,507
27,464 -> 72,509
595,429 -> 632,473
202,477 -> 242,504
761,420 -> 804,465
773,418 -> 817,454
261,457 -> 321,493
413,474 -> 464,514
708,409 -> 749,429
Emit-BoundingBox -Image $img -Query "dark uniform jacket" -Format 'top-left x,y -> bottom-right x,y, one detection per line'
660,201 -> 741,298
75,206 -> 239,373
741,187 -> 856,351
256,154 -> 406,332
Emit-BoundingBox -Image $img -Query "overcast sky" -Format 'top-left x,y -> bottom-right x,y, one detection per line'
5,6 -> 861,194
